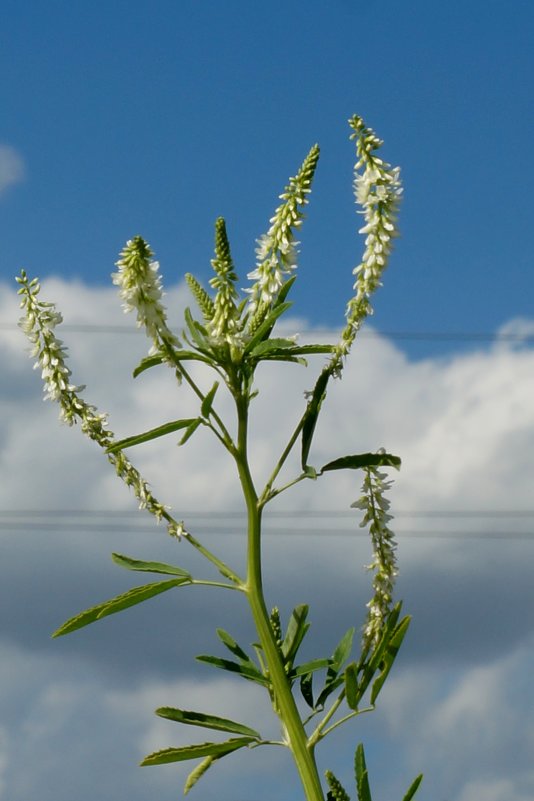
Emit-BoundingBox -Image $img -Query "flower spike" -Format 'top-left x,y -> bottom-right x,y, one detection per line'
112,236 -> 180,354
208,217 -> 241,344
246,144 -> 320,317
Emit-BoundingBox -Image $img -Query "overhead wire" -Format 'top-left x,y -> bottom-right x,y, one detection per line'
1,321 -> 534,343
1,509 -> 533,539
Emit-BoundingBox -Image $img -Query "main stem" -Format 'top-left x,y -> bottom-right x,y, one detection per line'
235,396 -> 324,801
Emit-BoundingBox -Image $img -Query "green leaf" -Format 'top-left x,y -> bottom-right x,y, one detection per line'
370,616 -> 411,705
184,307 -> 212,353
314,627 -> 355,708
132,350 -> 216,378
111,552 -> 192,578
52,578 -> 190,637
401,775 -> 423,801
332,627 -> 355,673
274,275 -> 297,306
106,418 -> 199,453
301,368 -> 330,469
184,756 -> 216,795
281,604 -> 310,667
141,737 -> 254,766
354,744 -> 372,801
256,354 -> 307,366
201,381 -> 219,417
178,418 -> 202,445
133,353 -> 165,378
155,708 -> 261,739
291,658 -> 331,678
196,655 -> 269,686
216,629 -> 256,665
320,452 -> 401,473
316,675 -> 344,710
244,302 -> 292,354
285,344 -> 336,355
367,603 -> 403,673
344,662 -> 360,710
249,337 -> 300,357
300,672 -> 314,709
355,604 -> 403,700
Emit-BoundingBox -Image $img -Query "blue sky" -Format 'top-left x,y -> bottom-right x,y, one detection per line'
2,0 -> 533,354
1,3 -> 534,801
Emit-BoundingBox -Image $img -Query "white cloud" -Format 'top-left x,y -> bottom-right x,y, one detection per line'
381,640 -> 534,800
0,145 -> 25,197
2,277 -> 534,801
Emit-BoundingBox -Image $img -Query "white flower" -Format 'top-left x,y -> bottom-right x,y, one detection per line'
17,271 -> 181,540
112,237 -> 179,354
352,464 -> 399,648
246,144 -> 319,315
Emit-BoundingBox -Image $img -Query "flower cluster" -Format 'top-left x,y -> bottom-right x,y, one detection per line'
352,463 -> 398,647
340,116 -> 402,357
112,236 -> 180,354
17,271 -> 184,539
246,144 -> 320,316
208,217 -> 242,344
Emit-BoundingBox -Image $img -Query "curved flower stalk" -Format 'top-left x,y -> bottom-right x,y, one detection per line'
17,270 -> 182,539
246,144 -> 320,319
339,115 -> 402,359
351,463 -> 399,648
112,236 -> 180,354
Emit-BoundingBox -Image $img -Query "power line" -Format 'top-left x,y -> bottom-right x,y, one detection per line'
1,510 -> 533,539
2,509 -> 534,519
1,322 -> 533,343
0,522 -> 532,539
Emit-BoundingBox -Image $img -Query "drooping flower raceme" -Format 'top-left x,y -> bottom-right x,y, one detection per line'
352,463 -> 399,648
17,270 -> 183,540
112,236 -> 180,354
246,144 -> 320,318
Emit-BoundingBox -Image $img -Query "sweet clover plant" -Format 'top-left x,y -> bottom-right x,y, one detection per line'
18,115 -> 422,801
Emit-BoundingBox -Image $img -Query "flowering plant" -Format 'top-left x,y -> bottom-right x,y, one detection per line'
18,115 -> 421,801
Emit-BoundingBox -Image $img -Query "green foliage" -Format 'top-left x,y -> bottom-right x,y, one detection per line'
52,577 -> 191,637
111,552 -> 191,577
155,708 -> 261,739
141,737 -> 254,766
18,114 -> 420,801
106,418 -> 201,452
354,744 -> 372,801
320,453 -> 401,473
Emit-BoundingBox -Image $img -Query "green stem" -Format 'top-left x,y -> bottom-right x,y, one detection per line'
162,339 -> 235,451
308,691 -> 346,748
235,397 -> 325,801
320,706 -> 373,739
261,413 -> 306,504
262,471 -> 310,505
191,579 -> 243,591
158,508 -> 244,586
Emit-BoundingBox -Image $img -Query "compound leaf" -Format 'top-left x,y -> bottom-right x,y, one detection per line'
107,418 -> 198,453
155,708 -> 261,739
141,737 -> 254,766
320,453 -> 401,473
111,552 -> 191,578
52,578 -> 190,637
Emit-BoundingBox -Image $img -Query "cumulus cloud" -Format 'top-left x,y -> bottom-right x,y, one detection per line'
0,145 -> 25,197
1,277 -> 534,800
